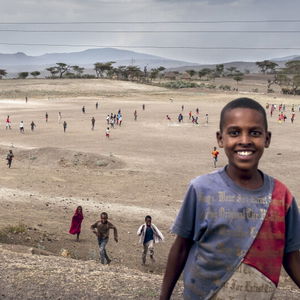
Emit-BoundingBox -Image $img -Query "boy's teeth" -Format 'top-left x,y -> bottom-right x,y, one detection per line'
237,151 -> 252,156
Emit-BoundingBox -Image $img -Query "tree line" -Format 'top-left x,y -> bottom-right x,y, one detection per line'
1,59 -> 300,94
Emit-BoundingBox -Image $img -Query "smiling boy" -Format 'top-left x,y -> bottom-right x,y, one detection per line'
160,98 -> 300,299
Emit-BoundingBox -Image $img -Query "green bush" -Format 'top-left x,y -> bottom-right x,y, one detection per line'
219,85 -> 231,91
161,80 -> 200,89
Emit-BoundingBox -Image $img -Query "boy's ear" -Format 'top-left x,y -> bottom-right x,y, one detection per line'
264,131 -> 272,148
216,131 -> 223,148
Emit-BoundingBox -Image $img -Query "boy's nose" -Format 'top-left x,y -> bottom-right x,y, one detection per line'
239,134 -> 252,145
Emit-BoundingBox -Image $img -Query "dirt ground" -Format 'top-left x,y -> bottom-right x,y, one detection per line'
0,78 -> 300,298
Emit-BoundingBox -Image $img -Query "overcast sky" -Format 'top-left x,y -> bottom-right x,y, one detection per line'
0,0 -> 300,64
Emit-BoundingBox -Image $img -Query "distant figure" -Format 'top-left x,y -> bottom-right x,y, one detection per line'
211,146 -> 220,168
106,127 -> 110,138
91,212 -> 118,264
63,121 -> 67,132
96,102 -> 99,109
106,115 -> 110,125
291,113 -> 295,124
189,111 -> 192,120
45,112 -> 48,123
91,117 -> 95,130
6,115 -> 11,130
118,114 -> 122,126
196,107 -> 199,114
19,121 -> 24,133
181,105 -> 184,111
58,112 -> 62,123
134,110 -> 137,121
178,113 -> 183,123
142,104 -> 145,111
69,206 -> 84,242
205,113 -> 209,125
6,150 -> 14,168
25,96 -> 28,103
82,106 -> 86,114
30,121 -> 36,131
137,215 -> 164,265
166,115 -> 171,121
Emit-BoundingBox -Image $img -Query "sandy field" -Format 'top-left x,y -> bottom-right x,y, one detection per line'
0,78 -> 300,298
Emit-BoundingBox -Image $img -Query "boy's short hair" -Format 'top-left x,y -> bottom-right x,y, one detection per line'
145,215 -> 152,221
101,212 -> 108,218
219,97 -> 268,131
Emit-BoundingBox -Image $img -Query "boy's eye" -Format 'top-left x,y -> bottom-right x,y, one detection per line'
228,130 -> 239,136
250,131 -> 262,137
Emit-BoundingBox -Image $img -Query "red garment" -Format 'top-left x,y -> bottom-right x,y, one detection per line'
243,179 -> 293,285
69,208 -> 84,234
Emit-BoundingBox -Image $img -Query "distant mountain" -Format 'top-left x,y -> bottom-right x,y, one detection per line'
0,48 -> 199,74
270,55 -> 300,62
1,49 -> 300,77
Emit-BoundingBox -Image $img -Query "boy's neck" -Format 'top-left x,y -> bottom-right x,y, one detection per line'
226,166 -> 264,190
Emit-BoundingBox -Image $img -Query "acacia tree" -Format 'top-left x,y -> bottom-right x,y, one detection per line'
31,71 -> 40,78
46,67 -> 59,78
56,63 -> 70,78
215,64 -> 224,77
198,68 -> 212,80
232,72 -> 244,88
226,67 -> 237,76
72,65 -> 85,77
126,65 -> 143,81
18,72 -> 29,79
277,60 -> 300,95
0,69 -> 7,79
256,60 -> 278,74
186,69 -> 196,78
149,66 -> 165,81
94,61 -> 115,78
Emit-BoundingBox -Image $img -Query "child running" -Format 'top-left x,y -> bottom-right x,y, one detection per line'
6,150 -> 14,168
160,97 -> 300,300
211,146 -> 219,168
91,212 -> 118,264
6,115 -> 11,130
137,215 -> 164,265
106,127 -> 110,138
69,206 -> 84,242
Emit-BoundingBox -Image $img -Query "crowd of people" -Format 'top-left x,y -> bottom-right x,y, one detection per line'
2,95 -> 300,299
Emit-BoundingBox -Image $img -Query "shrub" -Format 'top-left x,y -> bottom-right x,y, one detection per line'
161,80 -> 200,89
219,84 -> 231,91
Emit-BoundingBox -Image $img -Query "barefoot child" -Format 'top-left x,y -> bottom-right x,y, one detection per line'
160,97 -> 300,299
69,206 -> 84,241
137,215 -> 164,265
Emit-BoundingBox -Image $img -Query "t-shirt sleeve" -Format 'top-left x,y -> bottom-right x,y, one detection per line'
91,222 -> 98,229
171,183 -> 198,240
285,198 -> 300,253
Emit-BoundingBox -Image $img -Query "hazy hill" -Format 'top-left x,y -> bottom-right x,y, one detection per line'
0,48 -> 198,74
1,48 -> 300,76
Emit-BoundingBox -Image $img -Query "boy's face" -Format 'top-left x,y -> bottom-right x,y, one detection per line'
216,108 -> 271,174
100,214 -> 108,224
145,218 -> 152,226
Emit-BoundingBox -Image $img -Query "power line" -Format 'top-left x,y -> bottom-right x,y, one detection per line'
0,20 -> 300,25
1,43 -> 300,49
0,29 -> 300,33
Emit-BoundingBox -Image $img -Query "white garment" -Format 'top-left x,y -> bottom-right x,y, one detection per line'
137,223 -> 164,244
211,263 -> 276,300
